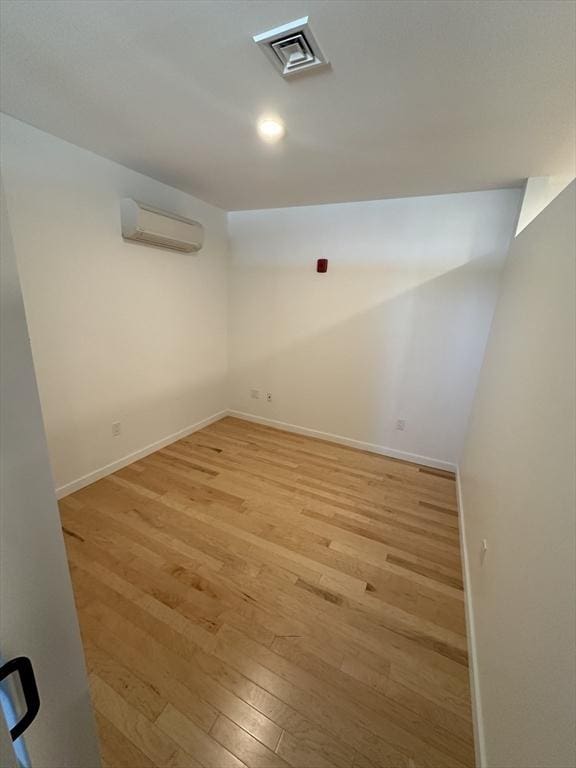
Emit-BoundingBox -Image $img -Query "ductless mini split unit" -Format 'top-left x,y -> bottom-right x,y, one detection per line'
120,199 -> 204,253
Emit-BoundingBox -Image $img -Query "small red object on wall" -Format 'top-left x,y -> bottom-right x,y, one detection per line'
317,258 -> 328,273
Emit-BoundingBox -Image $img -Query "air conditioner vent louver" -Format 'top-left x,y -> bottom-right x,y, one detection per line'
253,17 -> 329,78
120,199 -> 204,253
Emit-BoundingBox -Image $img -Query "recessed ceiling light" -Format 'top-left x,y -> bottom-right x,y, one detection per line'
257,117 -> 285,143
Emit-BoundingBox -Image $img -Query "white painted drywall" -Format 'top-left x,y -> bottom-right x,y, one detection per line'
2,0 -> 575,211
0,115 -> 229,492
516,174 -> 575,235
459,181 -> 576,768
228,189 -> 522,466
1,178 -> 100,767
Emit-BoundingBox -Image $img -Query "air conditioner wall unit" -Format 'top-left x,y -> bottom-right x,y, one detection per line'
120,199 -> 204,253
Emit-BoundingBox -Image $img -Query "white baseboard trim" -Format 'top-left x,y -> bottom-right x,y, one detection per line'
456,468 -> 486,768
56,406 -> 456,495
227,410 -> 457,472
55,410 -> 228,499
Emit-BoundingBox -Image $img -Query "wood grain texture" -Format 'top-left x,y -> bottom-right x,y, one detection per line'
60,416 -> 474,767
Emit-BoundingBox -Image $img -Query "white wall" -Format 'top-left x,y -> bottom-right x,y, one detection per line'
228,189 -> 521,468
459,182 -> 576,768
1,177 -> 100,767
516,174 -> 575,235
0,115 -> 229,493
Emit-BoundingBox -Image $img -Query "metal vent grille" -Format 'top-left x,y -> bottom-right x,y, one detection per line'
253,17 -> 329,78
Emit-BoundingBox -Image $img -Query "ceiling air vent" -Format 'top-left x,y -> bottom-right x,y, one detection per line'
253,17 -> 329,78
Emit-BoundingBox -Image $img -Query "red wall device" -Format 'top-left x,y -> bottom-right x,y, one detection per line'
317,258 -> 328,273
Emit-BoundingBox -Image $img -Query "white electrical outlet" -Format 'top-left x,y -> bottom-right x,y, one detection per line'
112,421 -> 121,437
266,392 -> 272,402
250,389 -> 261,400
396,419 -> 406,431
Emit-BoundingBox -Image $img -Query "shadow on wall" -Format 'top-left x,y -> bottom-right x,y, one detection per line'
229,253 -> 504,466
48,369 -> 227,492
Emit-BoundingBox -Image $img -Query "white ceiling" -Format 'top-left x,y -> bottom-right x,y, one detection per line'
1,0 -> 574,210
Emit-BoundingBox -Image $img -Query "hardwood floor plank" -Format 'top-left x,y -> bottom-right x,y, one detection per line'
84,598 -> 286,751
157,704 -> 248,768
90,675 -> 179,766
215,625 -> 469,768
274,729 -> 338,768
94,711 -> 155,768
60,416 -> 474,768
192,646 -> 357,768
211,633 -> 410,767
210,715 -> 289,767
85,641 -> 166,723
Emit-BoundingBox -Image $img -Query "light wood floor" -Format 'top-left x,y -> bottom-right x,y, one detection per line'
60,416 -> 474,768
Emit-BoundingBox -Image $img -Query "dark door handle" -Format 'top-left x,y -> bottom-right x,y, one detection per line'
0,657 -> 40,741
